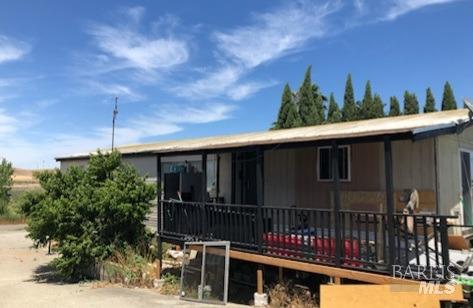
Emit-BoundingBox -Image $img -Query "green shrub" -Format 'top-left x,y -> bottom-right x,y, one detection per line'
25,151 -> 156,280
160,272 -> 180,295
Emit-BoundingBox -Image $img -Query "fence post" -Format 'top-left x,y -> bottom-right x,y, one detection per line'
331,140 -> 342,267
156,154 -> 163,278
256,147 -> 265,253
439,217 -> 450,279
202,152 -> 207,239
384,137 -> 396,271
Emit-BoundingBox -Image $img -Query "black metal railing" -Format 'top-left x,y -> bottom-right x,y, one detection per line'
160,200 -> 453,279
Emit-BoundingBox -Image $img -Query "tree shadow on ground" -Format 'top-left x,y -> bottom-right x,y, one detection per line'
26,261 -> 73,285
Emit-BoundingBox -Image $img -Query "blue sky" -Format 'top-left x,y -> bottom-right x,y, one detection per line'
0,0 -> 472,168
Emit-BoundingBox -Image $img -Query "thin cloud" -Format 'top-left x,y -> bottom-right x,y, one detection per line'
384,0 -> 460,20
173,1 -> 342,101
86,7 -> 189,73
157,103 -> 235,124
214,1 -> 342,69
86,81 -> 145,102
0,35 -> 30,64
0,108 -> 18,135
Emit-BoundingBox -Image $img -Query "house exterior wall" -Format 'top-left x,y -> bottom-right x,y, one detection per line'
292,142 -> 385,209
262,139 -> 437,212
60,156 -> 157,179
392,139 -> 435,192
59,129 -> 469,216
264,149 -> 296,207
59,158 -> 89,171
436,126 -> 473,217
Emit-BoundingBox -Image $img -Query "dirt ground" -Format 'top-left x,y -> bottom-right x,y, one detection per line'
0,224 -> 244,308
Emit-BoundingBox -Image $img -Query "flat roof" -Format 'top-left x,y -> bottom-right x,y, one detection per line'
56,109 -> 471,161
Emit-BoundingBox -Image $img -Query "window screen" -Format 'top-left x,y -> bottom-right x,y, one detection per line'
318,146 -> 350,181
180,241 -> 230,305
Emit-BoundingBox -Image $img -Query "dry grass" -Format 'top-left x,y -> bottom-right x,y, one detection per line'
159,272 -> 180,295
102,247 -> 159,288
0,217 -> 26,225
12,168 -> 41,188
268,283 -> 318,308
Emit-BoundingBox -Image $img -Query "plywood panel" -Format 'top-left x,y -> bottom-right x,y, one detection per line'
320,284 -> 463,308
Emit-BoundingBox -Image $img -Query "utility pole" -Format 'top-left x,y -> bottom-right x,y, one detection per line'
112,96 -> 119,150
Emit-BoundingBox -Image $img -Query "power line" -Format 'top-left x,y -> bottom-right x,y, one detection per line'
112,96 -> 119,150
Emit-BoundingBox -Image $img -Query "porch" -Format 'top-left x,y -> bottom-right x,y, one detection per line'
156,135 -> 454,281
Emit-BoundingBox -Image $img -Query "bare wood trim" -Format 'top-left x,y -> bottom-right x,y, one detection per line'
257,266 -> 264,294
230,250 -> 419,285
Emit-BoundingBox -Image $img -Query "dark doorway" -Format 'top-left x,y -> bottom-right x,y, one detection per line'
233,151 -> 258,205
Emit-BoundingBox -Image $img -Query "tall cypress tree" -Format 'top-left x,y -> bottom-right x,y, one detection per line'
441,81 -> 457,110
424,87 -> 437,113
298,65 -> 321,126
327,93 -> 342,123
272,83 -> 294,129
389,96 -> 401,116
284,100 -> 301,128
372,94 -> 385,118
403,91 -> 419,115
312,84 -> 325,123
359,80 -> 374,119
342,73 -> 357,121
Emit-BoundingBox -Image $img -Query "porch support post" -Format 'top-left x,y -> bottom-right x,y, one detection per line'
256,265 -> 264,294
156,154 -> 163,278
202,152 -> 207,239
384,136 -> 396,270
256,147 -> 265,253
331,141 -> 342,267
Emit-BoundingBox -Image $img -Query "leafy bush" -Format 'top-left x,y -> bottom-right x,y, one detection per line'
25,151 -> 156,280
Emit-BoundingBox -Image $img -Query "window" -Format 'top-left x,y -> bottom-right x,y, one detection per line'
317,145 -> 351,181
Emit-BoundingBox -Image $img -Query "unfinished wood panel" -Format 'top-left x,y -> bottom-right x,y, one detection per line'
394,190 -> 436,213
264,149 -> 296,207
320,284 -> 464,308
218,152 -> 232,204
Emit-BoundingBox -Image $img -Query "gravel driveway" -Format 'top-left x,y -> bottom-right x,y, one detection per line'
0,224 -> 244,308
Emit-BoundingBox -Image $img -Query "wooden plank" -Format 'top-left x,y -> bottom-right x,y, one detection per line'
320,284 -> 464,308
448,235 -> 471,250
333,277 -> 342,285
229,250 -> 419,285
257,266 -> 264,294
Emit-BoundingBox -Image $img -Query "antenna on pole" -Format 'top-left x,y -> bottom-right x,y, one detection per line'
112,96 -> 119,151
